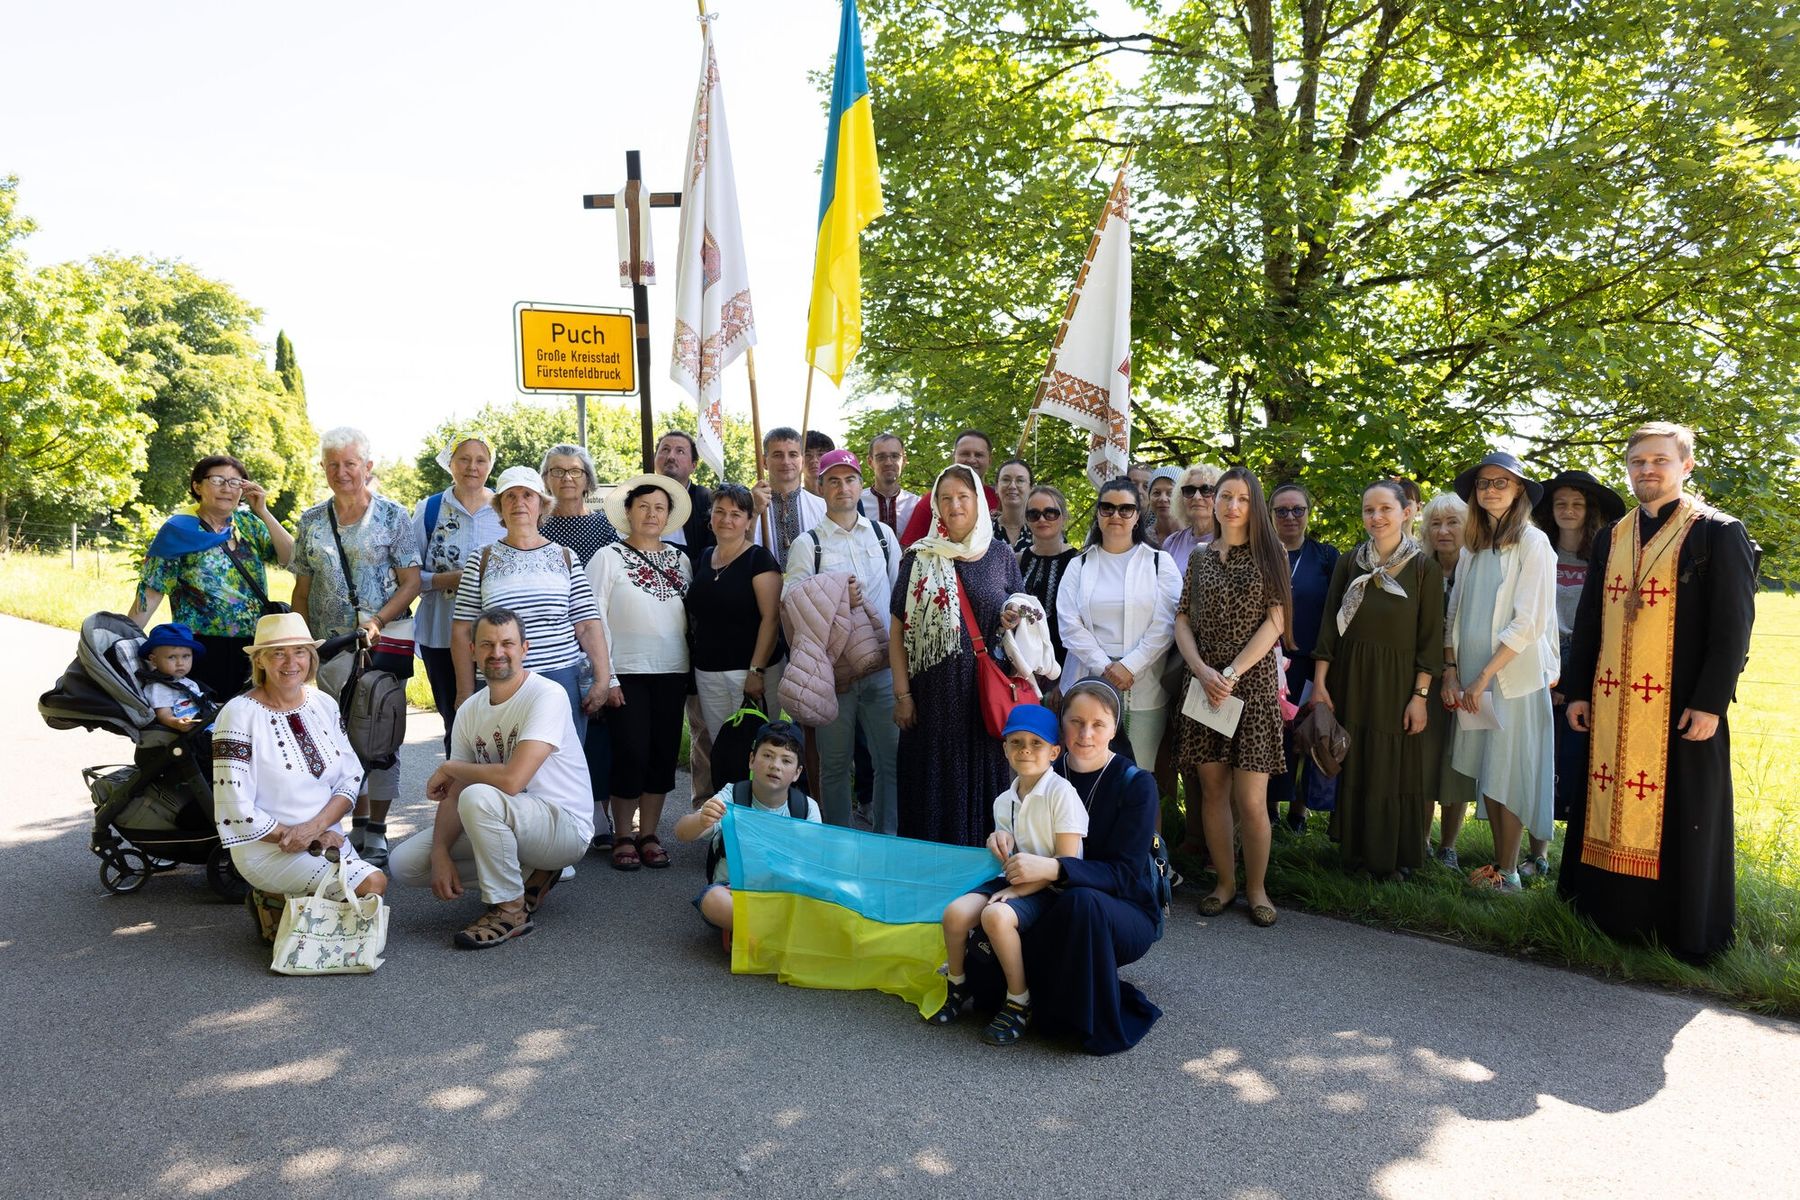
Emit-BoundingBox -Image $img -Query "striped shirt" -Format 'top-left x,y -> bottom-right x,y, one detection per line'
452,540 -> 602,673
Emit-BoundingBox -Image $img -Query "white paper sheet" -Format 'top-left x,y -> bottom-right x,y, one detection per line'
1184,677 -> 1246,738
1455,687 -> 1504,731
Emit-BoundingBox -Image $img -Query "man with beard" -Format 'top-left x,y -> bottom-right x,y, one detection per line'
391,608 -> 593,949
859,432 -> 918,534
1561,422 -> 1756,962
653,430 -> 715,569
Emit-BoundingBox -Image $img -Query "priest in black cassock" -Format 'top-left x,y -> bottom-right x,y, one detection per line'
1560,422 -> 1756,962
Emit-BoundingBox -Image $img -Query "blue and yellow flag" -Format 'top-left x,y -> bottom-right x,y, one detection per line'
721,805 -> 996,1015
804,0 -> 884,385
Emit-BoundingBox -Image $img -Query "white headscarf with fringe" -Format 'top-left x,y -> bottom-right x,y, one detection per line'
901,464 -> 994,677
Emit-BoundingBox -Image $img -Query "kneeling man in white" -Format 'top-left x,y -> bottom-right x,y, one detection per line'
391,606 -> 593,948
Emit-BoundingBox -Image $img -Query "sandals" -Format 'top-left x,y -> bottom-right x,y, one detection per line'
522,868 -> 560,916
453,906 -> 534,950
610,839 -> 642,871
981,1000 -> 1033,1046
637,835 -> 671,869
925,978 -> 973,1026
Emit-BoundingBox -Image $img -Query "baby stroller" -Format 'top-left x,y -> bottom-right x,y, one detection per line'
38,612 -> 245,897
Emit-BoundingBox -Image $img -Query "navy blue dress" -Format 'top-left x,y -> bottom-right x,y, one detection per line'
968,755 -> 1164,1054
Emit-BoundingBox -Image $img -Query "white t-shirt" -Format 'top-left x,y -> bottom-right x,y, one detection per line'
991,771 -> 1088,859
451,672 -> 594,838
146,677 -> 206,720
699,782 -> 822,886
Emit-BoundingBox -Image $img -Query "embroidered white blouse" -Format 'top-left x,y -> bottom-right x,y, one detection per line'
211,689 -> 365,847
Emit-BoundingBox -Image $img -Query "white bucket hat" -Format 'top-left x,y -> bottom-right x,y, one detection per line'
605,474 -> 692,532
490,465 -> 554,516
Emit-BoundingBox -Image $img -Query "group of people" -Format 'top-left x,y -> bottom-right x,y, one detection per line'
131,416 -> 1754,1055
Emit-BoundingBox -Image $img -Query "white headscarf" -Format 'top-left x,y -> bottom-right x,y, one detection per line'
434,434 -> 494,475
901,464 -> 993,676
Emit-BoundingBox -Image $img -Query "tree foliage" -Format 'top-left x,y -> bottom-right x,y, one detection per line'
411,398 -> 759,496
0,177 -> 151,543
847,0 -> 1800,564
90,256 -> 319,523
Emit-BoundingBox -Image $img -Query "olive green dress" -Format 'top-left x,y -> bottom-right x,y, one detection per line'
1313,551 -> 1444,874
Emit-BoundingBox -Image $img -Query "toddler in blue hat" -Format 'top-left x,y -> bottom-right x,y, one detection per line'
927,702 -> 1089,1045
140,623 -> 213,732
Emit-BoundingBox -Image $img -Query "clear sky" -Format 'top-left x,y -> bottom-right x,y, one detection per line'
7,1 -> 869,463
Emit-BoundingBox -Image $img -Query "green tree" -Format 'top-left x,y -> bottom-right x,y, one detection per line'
849,0 -> 1800,564
274,329 -> 305,400
0,178 -> 151,544
91,256 -> 318,523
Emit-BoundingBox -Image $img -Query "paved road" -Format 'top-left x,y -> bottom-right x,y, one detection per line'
3,612 -> 1795,1199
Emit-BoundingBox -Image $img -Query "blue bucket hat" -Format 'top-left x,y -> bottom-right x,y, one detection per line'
142,623 -> 206,656
1001,703 -> 1060,745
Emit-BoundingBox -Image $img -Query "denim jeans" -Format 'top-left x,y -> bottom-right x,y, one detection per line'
815,668 -> 899,834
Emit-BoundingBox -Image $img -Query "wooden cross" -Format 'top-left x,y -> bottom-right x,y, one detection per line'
1629,672 -> 1666,704
1596,668 -> 1622,697
1623,770 -> 1660,802
583,149 -> 683,472
1590,762 -> 1615,792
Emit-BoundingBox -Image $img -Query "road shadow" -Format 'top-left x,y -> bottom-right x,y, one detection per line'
4,714 -> 1795,1198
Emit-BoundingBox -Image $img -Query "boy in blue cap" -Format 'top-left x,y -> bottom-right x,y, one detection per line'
928,702 -> 1088,1044
140,623 -> 215,732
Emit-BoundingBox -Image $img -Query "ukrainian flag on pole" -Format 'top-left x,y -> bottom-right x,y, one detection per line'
805,0 -> 884,385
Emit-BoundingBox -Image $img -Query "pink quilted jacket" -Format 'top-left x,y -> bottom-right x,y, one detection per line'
777,572 -> 889,726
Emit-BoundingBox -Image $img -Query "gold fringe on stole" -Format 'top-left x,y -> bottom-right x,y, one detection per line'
1581,498 -> 1699,880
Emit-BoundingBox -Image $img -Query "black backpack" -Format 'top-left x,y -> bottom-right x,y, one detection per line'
337,641 -> 407,771
702,779 -> 810,881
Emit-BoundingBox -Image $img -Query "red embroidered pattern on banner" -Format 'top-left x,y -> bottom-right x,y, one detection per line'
688,45 -> 718,187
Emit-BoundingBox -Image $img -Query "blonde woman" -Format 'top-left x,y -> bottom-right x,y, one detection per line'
1158,464 -> 1222,577
211,613 -> 388,902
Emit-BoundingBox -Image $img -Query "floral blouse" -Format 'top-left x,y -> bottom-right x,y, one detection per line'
290,495 -> 422,638
137,508 -> 280,638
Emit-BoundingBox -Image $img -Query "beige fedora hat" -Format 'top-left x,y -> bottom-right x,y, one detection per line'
241,611 -> 326,654
605,473 -> 693,532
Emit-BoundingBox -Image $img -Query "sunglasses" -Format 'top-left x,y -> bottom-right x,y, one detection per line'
1272,506 -> 1308,519
1096,502 -> 1140,518
1026,506 -> 1063,522
1180,484 -> 1215,499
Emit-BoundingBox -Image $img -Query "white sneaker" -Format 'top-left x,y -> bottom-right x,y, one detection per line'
559,865 -> 576,882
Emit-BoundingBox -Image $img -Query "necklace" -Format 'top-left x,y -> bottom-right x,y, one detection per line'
710,542 -> 747,580
1071,752 -> 1115,811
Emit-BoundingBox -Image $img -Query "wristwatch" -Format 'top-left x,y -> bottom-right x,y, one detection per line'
748,665 -> 765,676
1414,686 -> 1431,698
1221,665 -> 1239,683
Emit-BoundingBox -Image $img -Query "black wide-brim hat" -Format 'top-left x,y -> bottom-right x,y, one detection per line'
1533,469 -> 1626,525
1454,451 -> 1544,505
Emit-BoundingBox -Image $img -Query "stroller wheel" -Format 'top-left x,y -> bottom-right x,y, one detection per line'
206,847 -> 249,902
99,848 -> 152,895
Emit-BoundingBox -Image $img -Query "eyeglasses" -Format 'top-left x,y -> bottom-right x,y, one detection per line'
1474,477 -> 1516,492
1026,507 -> 1062,522
1180,484 -> 1215,499
1272,506 -> 1308,519
545,468 -> 587,481
200,476 -> 246,490
1096,502 -> 1140,518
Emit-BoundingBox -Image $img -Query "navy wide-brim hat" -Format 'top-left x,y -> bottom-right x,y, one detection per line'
142,622 -> 206,656
1533,469 -> 1626,526
1454,451 -> 1544,505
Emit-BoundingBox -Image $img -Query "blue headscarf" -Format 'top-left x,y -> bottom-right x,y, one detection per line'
145,514 -> 233,560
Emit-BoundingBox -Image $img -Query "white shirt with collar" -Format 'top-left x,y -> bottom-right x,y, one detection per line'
781,512 -> 902,632
991,770 -> 1089,859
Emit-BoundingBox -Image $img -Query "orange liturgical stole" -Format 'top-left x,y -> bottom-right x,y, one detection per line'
1581,497 -> 1700,880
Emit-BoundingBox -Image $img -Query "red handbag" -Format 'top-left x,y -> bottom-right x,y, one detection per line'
956,580 -> 1040,738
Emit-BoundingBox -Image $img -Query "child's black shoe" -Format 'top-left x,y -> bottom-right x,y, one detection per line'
980,999 -> 1032,1046
925,977 -> 972,1025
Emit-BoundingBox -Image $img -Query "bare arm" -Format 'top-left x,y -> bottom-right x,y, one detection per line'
289,575 -> 311,623
890,621 -> 915,729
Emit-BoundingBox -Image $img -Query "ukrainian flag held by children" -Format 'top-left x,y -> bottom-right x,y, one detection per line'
721,805 -> 996,1015
804,0 -> 884,385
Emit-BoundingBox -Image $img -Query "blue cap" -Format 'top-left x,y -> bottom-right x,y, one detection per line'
1000,703 -> 1060,745
142,623 -> 206,656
